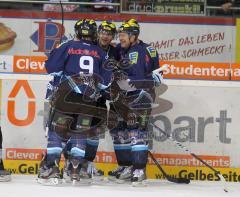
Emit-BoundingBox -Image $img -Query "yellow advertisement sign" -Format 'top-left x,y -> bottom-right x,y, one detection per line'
236,18 -> 240,63
4,160 -> 240,182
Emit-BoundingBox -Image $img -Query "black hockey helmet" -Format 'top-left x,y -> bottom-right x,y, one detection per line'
118,18 -> 140,36
74,19 -> 97,40
98,21 -> 116,36
126,18 -> 139,28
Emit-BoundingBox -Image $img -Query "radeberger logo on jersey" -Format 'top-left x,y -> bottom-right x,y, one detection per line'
68,48 -> 100,58
13,56 -> 47,73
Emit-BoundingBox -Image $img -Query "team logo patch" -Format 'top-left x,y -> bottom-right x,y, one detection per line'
146,46 -> 157,58
129,52 -> 138,64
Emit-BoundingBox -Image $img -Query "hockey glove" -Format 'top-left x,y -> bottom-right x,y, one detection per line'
97,83 -> 110,91
94,83 -> 111,100
152,71 -> 163,87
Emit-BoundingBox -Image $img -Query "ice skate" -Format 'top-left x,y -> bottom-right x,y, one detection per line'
0,169 -> 11,182
77,169 -> 92,185
69,158 -> 88,185
115,166 -> 133,184
69,159 -> 81,181
107,166 -> 126,181
37,159 -> 62,186
131,169 -> 147,187
74,160 -> 92,185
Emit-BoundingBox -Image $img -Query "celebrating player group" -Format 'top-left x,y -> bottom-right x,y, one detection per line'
37,18 -> 163,187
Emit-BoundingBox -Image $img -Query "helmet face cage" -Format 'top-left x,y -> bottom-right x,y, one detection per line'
98,21 -> 116,37
74,19 -> 97,40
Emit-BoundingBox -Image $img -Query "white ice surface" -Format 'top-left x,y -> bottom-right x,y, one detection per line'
0,175 -> 239,197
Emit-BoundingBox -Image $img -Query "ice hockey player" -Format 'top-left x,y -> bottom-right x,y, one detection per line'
97,21 -> 119,61
59,20 -> 120,183
0,126 -> 11,182
80,20 -> 120,181
107,19 -> 162,186
37,18 -> 107,185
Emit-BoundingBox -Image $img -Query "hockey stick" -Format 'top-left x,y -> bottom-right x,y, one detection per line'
152,64 -> 169,74
150,122 -> 228,192
148,150 -> 190,184
59,0 -> 64,44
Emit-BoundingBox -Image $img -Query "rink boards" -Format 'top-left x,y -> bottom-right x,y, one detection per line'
0,78 -> 240,181
3,160 -> 240,182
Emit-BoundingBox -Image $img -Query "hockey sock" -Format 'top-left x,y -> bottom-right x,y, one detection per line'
84,139 -> 99,162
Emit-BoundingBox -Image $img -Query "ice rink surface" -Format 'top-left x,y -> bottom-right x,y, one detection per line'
0,175 -> 239,197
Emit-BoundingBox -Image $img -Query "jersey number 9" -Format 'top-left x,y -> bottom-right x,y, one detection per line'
79,56 -> 94,74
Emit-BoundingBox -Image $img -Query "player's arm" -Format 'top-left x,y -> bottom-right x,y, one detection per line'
145,45 -> 159,71
145,45 -> 164,86
45,43 -> 69,74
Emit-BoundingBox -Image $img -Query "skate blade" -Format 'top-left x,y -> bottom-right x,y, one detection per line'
91,177 -> 108,185
92,176 -> 104,182
115,177 -> 131,184
107,175 -> 131,184
72,179 -> 92,186
102,178 -> 119,186
62,175 -> 72,184
63,178 -> 72,184
37,177 -> 62,186
115,179 -> 125,184
132,180 -> 147,187
107,176 -> 117,182
0,175 -> 11,182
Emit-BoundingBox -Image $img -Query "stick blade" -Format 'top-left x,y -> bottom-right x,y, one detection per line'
167,176 -> 190,184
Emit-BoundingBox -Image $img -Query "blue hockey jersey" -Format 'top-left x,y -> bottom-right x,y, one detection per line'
98,43 -> 120,86
117,40 -> 159,89
45,39 -> 106,78
45,39 -> 109,97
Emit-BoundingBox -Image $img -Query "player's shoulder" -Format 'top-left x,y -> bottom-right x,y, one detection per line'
79,40 -> 103,52
93,44 -> 105,53
48,40 -> 73,56
139,40 -> 158,58
56,39 -> 74,48
90,43 -> 106,59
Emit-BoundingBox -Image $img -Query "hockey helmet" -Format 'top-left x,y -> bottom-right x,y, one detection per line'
74,19 -> 97,40
126,18 -> 139,27
118,19 -> 140,36
98,21 -> 116,36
